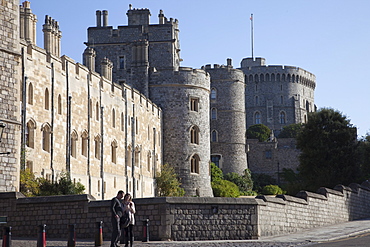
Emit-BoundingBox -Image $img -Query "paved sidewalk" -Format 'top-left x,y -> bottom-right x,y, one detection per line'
7,218 -> 370,247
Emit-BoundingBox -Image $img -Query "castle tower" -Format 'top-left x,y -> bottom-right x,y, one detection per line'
240,57 -> 316,134
19,1 -> 37,44
149,68 -> 213,197
205,60 -> 248,175
0,0 -> 21,191
83,47 -> 96,71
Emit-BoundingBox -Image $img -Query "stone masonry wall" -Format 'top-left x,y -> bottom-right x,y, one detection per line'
1,181 -> 370,241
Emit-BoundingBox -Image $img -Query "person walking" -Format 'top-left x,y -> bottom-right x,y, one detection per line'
110,190 -> 124,247
122,193 -> 136,247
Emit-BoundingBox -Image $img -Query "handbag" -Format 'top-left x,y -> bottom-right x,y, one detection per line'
121,211 -> 130,228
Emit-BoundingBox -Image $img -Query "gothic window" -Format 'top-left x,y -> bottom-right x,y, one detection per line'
111,140 -> 117,164
287,74 -> 291,82
277,74 -> 281,81
254,74 -> 259,82
281,84 -> 283,91
190,126 -> 200,144
81,131 -> 88,157
211,108 -> 217,120
94,135 -> 101,160
282,74 -> 286,81
134,148 -> 140,167
249,75 -> 253,82
190,154 -> 200,174
255,84 -> 258,92
44,88 -> 49,110
266,73 -> 270,81
119,56 -> 125,69
304,114 -> 307,123
306,101 -> 310,112
112,108 -> 116,128
26,119 -> 36,148
96,102 -> 99,121
280,111 -> 286,124
28,83 -> 33,105
211,130 -> 218,142
41,123 -> 51,152
57,94 -> 62,115
255,96 -> 259,106
254,112 -> 261,124
271,73 -> 275,82
211,88 -> 217,100
211,155 -> 221,168
190,97 -> 199,112
71,130 -> 78,158
292,74 -> 295,83
260,74 -> 264,82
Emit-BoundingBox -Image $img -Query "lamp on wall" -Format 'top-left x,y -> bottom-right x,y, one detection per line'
0,122 -> 6,142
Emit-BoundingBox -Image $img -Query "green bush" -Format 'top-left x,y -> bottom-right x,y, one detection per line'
246,124 -> 271,142
156,164 -> 185,197
224,169 -> 253,194
212,180 -> 240,197
261,184 -> 285,195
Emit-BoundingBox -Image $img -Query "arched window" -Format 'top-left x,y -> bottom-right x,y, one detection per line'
211,108 -> 217,120
211,130 -> 218,142
260,74 -> 264,82
306,101 -> 310,112
211,88 -> 217,100
89,99 -> 92,118
271,73 -> 275,82
26,119 -> 36,148
282,74 -> 286,81
94,135 -> 101,160
266,73 -> 270,81
44,88 -> 49,110
277,74 -> 281,81
280,111 -> 286,124
96,102 -> 99,121
292,74 -> 295,83
190,126 -> 200,144
112,108 -> 116,128
111,140 -> 117,164
190,154 -> 200,174
71,130 -> 78,158
126,145 -> 132,167
28,83 -> 33,105
58,94 -> 62,114
41,123 -> 51,152
254,112 -> 261,124
81,130 -> 88,157
249,75 -> 253,82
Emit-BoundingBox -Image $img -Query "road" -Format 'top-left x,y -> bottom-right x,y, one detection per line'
308,232 -> 370,247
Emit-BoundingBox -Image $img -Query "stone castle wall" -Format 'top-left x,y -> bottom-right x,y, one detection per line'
1,181 -> 370,241
0,0 -> 21,192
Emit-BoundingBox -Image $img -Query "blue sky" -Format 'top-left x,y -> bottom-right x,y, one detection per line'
27,0 -> 370,137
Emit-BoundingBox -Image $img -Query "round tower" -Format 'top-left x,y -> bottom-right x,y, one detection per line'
149,67 -> 213,197
240,57 -> 316,135
204,61 -> 248,175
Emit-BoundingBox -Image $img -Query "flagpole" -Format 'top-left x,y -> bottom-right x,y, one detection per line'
250,13 -> 254,60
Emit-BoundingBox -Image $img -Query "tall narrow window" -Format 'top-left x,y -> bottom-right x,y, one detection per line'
81,131 -> 88,157
190,154 -> 200,174
28,83 -> 33,105
190,126 -> 200,144
211,108 -> 217,120
71,131 -> 78,158
89,99 -> 92,118
121,112 -> 124,131
211,130 -> 218,142
280,111 -> 286,124
147,151 -> 151,172
211,155 -> 221,168
255,96 -> 259,105
26,119 -> 36,148
119,56 -> 125,69
58,94 -> 62,114
96,102 -> 99,121
95,135 -> 101,160
112,108 -> 116,128
44,88 -> 49,110
111,140 -> 117,164
42,123 -> 51,152
254,112 -> 261,124
210,88 -> 217,100
190,97 -> 199,112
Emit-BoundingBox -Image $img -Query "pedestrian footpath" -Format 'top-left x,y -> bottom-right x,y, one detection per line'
8,218 -> 370,247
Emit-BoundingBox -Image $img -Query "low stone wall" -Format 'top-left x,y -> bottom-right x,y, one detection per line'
1,181 -> 370,241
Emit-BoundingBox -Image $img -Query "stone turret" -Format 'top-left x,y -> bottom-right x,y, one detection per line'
19,1 -> 37,44
127,7 -> 151,26
100,57 -> 113,80
83,47 -> 96,71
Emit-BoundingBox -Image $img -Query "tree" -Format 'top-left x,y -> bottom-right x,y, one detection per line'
38,172 -> 85,196
278,123 -> 303,138
357,134 -> 370,181
296,108 -> 360,191
251,173 -> 276,193
224,169 -> 253,195
20,168 -> 40,197
261,185 -> 285,195
155,164 -> 185,197
246,124 -> 271,142
210,163 -> 240,197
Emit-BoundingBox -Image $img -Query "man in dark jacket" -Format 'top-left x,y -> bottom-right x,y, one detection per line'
110,190 -> 124,247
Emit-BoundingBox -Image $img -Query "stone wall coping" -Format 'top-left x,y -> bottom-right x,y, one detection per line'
131,196 -> 263,205
317,187 -> 344,197
0,192 -> 25,199
296,191 -> 328,201
16,194 -> 95,204
256,195 -> 286,205
334,184 -> 352,193
276,194 -> 308,205
348,183 -> 370,193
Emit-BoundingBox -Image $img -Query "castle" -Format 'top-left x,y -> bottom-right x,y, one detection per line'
0,1 -> 316,198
